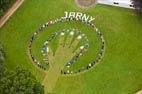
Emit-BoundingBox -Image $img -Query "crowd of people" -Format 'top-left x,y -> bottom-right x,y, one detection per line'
28,15 -> 105,74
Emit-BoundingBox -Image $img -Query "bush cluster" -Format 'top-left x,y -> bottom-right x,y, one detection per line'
0,0 -> 16,17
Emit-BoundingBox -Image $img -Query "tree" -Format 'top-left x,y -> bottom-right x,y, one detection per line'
131,0 -> 142,15
0,43 -> 44,93
0,0 -> 10,10
0,67 -> 44,94
0,43 -> 5,63
0,43 -> 5,77
0,0 -> 16,17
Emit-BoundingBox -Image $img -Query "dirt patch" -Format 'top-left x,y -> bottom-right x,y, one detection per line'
75,0 -> 97,9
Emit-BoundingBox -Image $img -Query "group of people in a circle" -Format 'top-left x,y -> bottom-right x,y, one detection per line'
41,28 -> 89,69
28,16 -> 105,74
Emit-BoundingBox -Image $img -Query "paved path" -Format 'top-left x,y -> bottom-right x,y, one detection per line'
136,90 -> 142,94
0,0 -> 24,28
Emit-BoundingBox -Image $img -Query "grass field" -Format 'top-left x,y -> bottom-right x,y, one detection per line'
0,0 -> 142,94
42,29 -> 88,93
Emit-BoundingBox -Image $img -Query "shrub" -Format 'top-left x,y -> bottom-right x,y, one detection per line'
131,0 -> 142,16
0,67 -> 44,94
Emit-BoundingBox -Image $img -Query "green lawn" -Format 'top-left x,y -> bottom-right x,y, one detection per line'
0,0 -> 142,94
31,20 -> 101,71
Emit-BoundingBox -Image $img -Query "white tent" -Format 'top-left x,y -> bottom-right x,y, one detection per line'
98,0 -> 133,9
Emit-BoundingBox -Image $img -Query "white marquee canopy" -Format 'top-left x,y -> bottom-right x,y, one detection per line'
98,0 -> 133,9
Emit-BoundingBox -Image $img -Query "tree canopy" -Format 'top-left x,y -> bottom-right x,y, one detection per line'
131,0 -> 142,15
0,43 -> 5,63
0,67 -> 44,94
0,43 -> 5,77
0,0 -> 16,17
0,43 -> 44,94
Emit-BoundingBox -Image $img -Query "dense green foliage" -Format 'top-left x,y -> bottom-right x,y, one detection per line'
0,67 -> 44,94
0,0 -> 142,94
0,0 -> 16,17
0,59 -> 44,94
0,43 -> 4,77
131,0 -> 142,15
0,43 -> 5,63
0,44 -> 44,94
